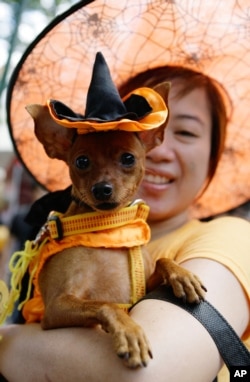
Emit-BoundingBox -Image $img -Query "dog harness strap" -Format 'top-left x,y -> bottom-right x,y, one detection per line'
48,203 -> 149,239
112,246 -> 146,312
116,303 -> 132,312
129,246 -> 146,305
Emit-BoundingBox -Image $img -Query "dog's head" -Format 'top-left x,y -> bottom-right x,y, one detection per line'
26,83 -> 169,212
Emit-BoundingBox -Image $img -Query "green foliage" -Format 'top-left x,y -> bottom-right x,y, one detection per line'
0,0 -> 78,96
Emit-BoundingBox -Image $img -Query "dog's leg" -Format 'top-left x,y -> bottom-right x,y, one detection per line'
147,258 -> 206,303
42,294 -> 152,368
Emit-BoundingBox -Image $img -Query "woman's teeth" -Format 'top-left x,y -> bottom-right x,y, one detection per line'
144,174 -> 172,184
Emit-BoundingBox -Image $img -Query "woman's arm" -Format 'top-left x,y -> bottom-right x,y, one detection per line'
0,258 -> 248,382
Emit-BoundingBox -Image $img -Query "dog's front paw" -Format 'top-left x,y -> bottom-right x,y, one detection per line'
98,305 -> 152,368
147,258 -> 206,303
114,320 -> 153,368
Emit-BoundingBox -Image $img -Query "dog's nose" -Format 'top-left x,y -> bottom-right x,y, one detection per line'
92,182 -> 113,201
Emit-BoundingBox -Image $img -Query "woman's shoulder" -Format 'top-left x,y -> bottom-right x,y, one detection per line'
190,216 -> 250,251
158,216 -> 250,243
148,215 -> 250,262
200,215 -> 250,235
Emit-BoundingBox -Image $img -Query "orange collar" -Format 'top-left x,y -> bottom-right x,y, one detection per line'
47,200 -> 150,240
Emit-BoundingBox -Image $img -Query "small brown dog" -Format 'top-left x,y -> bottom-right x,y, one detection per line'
23,53 -> 205,368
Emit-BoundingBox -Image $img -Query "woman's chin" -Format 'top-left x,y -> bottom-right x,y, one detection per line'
147,201 -> 173,221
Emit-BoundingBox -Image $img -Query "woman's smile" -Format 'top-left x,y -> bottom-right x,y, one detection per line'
143,171 -> 174,187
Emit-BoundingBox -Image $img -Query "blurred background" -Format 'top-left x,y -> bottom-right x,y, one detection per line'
0,0 -> 79,279
0,0 -> 79,161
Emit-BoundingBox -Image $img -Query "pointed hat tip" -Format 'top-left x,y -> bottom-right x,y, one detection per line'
85,51 -> 127,120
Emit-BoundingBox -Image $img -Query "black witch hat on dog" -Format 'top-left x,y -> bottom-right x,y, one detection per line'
45,52 -> 168,134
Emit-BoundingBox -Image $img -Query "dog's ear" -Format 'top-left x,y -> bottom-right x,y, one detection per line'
138,82 -> 170,152
26,104 -> 75,161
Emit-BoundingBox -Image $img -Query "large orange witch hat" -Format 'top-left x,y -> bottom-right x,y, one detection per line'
6,0 -> 250,218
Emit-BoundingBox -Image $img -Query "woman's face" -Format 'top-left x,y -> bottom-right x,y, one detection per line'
138,81 -> 212,222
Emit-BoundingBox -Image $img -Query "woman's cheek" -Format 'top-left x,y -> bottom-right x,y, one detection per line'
187,158 -> 208,189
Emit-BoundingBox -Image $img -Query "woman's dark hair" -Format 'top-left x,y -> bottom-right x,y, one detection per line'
119,66 -> 230,189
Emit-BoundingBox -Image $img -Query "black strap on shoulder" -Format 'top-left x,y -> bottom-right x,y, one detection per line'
138,285 -> 250,368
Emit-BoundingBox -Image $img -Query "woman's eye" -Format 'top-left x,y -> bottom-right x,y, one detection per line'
75,155 -> 90,169
120,153 -> 135,167
176,129 -> 198,138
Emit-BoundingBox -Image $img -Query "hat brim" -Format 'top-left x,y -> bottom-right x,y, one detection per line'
6,0 -> 250,218
47,87 -> 168,133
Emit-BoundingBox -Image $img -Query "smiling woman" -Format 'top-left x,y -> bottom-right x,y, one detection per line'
119,66 -> 227,225
142,85 -> 212,225
119,66 -> 228,192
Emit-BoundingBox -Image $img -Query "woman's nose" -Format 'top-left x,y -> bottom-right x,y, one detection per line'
146,130 -> 175,162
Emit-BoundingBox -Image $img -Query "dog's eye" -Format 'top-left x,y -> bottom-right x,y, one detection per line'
120,153 -> 135,168
75,156 -> 90,169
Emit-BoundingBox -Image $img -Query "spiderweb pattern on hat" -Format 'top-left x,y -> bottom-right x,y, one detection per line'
6,0 -> 250,218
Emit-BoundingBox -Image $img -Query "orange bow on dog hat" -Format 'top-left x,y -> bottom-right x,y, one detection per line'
6,0 -> 250,218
